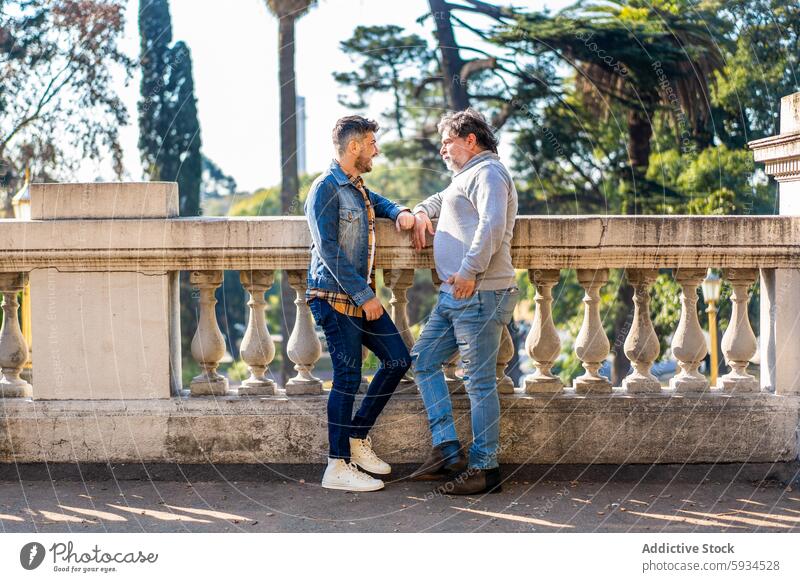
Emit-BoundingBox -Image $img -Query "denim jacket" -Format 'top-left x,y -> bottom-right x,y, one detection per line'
305,160 -> 408,306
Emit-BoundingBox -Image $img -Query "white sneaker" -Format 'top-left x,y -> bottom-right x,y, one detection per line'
321,458 -> 384,492
350,436 -> 391,475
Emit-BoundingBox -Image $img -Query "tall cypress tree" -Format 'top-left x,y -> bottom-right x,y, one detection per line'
138,0 -> 202,217
166,41 -> 202,216
139,1 -> 205,390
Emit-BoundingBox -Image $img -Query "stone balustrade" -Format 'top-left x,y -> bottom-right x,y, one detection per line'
1,206 -> 798,399
0,92 -> 799,466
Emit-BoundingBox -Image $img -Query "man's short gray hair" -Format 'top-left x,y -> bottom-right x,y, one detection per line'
332,115 -> 379,155
437,108 -> 499,153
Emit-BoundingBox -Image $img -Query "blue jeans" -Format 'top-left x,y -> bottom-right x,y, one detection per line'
309,298 -> 411,460
411,288 -> 518,470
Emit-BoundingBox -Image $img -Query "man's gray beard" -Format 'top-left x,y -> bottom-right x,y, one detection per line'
444,158 -> 461,173
354,155 -> 372,173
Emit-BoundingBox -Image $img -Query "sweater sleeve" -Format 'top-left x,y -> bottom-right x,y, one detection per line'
412,191 -> 444,219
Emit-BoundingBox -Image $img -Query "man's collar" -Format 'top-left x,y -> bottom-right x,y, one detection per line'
329,159 -> 353,187
453,150 -> 497,177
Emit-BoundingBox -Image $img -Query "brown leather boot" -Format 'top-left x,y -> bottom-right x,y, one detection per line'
408,442 -> 467,481
439,467 -> 502,495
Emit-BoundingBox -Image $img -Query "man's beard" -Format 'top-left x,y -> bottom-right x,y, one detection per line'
354,153 -> 373,173
443,156 -> 461,172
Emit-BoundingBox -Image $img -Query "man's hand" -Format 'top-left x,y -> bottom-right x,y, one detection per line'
412,211 -> 435,251
446,273 -> 476,299
395,210 -> 415,232
363,296 -> 384,321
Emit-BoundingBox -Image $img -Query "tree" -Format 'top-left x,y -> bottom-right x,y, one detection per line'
498,0 -> 727,189
424,0 -> 517,112
713,0 -> 800,147
139,0 -> 203,388
334,25 -> 432,138
202,156 -> 238,199
0,0 -> 131,215
138,0 -> 202,217
265,0 -> 315,383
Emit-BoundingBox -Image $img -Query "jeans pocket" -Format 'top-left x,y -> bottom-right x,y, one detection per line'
308,297 -> 326,327
493,287 -> 519,325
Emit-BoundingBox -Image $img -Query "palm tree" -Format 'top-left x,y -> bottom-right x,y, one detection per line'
264,0 -> 315,383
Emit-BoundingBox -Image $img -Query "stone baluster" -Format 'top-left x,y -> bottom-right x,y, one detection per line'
496,325 -> 515,394
669,269 -> 709,392
524,269 -> 563,394
0,273 -> 32,398
431,269 -> 464,393
574,269 -> 611,393
285,270 -> 322,395
238,270 -> 276,396
718,268 -> 759,392
190,270 -> 229,396
621,269 -> 661,393
385,268 -> 416,394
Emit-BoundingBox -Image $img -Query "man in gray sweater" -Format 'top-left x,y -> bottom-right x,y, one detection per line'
408,108 -> 518,495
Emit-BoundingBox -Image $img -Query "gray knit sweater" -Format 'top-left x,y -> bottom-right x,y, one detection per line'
413,151 -> 517,293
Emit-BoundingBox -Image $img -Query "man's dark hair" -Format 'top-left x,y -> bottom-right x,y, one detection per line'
437,108 -> 499,153
332,115 -> 379,155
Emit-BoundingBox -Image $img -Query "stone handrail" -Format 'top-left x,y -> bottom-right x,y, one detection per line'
2,213 -> 800,272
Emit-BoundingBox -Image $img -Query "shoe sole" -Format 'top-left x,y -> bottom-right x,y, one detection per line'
352,461 -> 391,476
409,463 -> 466,482
448,482 -> 503,495
321,481 -> 384,492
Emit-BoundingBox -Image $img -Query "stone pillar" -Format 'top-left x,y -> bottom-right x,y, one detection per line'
384,268 -> 416,394
669,269 -> 709,392
29,183 -> 176,399
238,270 -> 276,396
431,269 -> 463,394
574,269 -> 611,393
284,270 -> 322,395
496,325 -> 515,394
0,273 -> 32,398
189,270 -> 229,396
621,269 -> 661,393
524,269 -> 563,394
718,268 -> 759,393
749,91 -> 800,395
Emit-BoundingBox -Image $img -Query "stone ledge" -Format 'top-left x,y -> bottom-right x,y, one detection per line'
1,393 -> 797,465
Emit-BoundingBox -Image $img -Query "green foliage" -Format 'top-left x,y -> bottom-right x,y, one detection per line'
0,0 -> 131,200
334,25 -> 433,139
648,144 -> 774,214
228,173 -> 318,217
713,0 -> 800,146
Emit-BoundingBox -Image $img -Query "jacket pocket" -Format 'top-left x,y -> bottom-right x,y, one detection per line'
338,206 -> 361,223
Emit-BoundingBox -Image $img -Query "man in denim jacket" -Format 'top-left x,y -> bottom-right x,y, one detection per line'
409,108 -> 519,495
305,115 -> 415,492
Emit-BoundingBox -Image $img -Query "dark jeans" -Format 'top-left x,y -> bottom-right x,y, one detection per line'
308,298 -> 411,460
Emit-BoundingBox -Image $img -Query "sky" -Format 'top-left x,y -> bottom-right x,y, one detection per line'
78,0 -> 571,193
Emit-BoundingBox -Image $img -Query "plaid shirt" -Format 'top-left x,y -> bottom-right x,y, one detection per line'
307,171 -> 376,318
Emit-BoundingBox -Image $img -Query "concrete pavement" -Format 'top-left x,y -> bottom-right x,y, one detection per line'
1,463 -> 798,533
